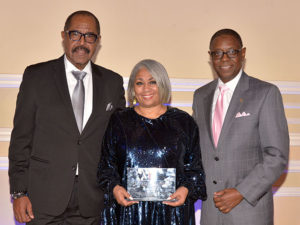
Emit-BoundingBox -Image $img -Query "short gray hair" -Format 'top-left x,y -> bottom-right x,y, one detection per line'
127,59 -> 171,107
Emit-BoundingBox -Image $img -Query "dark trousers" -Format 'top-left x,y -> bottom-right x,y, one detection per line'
27,176 -> 101,225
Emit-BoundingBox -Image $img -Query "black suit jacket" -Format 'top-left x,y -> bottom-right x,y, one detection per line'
9,56 -> 126,216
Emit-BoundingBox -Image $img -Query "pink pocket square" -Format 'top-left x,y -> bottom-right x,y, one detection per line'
235,112 -> 250,118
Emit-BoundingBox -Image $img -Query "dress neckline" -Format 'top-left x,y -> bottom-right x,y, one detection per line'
132,106 -> 171,120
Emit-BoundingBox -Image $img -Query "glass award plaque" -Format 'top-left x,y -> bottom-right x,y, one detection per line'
127,168 -> 176,201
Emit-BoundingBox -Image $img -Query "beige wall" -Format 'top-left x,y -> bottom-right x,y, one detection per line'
1,0 -> 300,80
1,0 -> 300,224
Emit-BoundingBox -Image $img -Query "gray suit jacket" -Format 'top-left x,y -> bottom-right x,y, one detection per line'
192,72 -> 289,225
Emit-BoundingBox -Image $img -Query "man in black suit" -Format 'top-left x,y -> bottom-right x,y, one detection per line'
9,10 -> 125,224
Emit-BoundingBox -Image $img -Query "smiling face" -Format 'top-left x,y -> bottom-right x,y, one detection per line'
61,14 -> 100,70
134,67 -> 161,109
210,34 -> 246,83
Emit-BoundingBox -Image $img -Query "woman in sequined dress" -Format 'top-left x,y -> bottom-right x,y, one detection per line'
98,59 -> 206,225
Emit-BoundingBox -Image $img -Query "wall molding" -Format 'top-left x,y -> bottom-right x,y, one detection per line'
287,118 -> 300,124
287,160 -> 300,173
0,157 -> 8,170
1,74 -> 300,95
273,187 -> 300,197
0,128 -> 11,142
0,74 -> 22,88
290,133 -> 300,146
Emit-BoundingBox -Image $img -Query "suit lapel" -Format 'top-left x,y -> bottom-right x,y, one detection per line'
81,63 -> 105,135
52,56 -> 79,134
218,72 -> 249,146
203,80 -> 218,149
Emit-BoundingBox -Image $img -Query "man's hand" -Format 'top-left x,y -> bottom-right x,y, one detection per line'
13,196 -> 34,223
163,186 -> 188,207
113,185 -> 138,207
213,188 -> 243,214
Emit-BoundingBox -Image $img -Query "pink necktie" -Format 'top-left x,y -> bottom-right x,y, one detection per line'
212,85 -> 229,147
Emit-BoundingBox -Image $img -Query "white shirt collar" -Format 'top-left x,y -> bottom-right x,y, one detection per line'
217,69 -> 243,92
64,54 -> 92,75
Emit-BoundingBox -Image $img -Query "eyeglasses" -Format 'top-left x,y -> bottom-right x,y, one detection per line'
209,48 -> 242,60
66,30 -> 99,44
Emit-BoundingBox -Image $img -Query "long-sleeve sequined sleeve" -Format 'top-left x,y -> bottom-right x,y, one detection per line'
98,111 -> 123,204
177,117 -> 207,201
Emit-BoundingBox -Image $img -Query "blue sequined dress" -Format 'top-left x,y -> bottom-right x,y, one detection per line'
98,107 -> 206,225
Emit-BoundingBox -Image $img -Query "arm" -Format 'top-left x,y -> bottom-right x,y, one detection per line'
235,85 -> 289,205
9,67 -> 37,222
167,117 -> 207,206
98,111 -> 137,207
98,113 -> 122,199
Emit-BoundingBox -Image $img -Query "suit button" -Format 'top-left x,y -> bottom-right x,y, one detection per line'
72,166 -> 76,171
77,140 -> 82,145
213,180 -> 217,184
214,157 -> 219,161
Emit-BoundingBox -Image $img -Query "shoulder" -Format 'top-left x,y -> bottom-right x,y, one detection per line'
25,57 -> 62,72
112,107 -> 133,116
167,107 -> 191,118
246,73 -> 280,94
21,57 -> 63,83
109,107 -> 134,123
166,107 -> 198,127
194,79 -> 217,96
92,63 -> 123,83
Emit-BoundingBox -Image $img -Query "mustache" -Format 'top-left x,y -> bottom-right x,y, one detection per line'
72,46 -> 90,54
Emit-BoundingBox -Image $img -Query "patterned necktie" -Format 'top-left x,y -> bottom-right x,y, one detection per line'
212,85 -> 229,147
71,71 -> 87,133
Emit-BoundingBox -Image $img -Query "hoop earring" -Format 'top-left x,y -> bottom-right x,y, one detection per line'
133,97 -> 137,105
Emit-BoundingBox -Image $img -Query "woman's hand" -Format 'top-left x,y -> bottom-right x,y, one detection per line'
113,185 -> 139,206
163,186 -> 188,207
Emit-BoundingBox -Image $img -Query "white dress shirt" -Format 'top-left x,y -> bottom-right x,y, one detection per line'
64,55 -> 93,175
211,69 -> 242,127
64,55 -> 93,128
